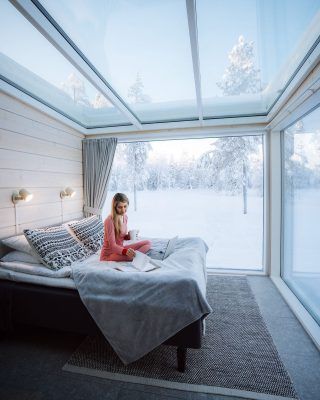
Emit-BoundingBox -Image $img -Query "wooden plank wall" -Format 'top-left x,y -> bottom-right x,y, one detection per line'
0,93 -> 84,239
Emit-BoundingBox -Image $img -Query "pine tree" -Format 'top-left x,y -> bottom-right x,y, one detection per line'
199,136 -> 261,213
92,93 -> 111,109
284,120 -> 316,191
127,73 -> 151,104
217,35 -> 261,95
61,72 -> 90,107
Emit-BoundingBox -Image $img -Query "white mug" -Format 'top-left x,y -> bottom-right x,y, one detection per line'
129,229 -> 139,240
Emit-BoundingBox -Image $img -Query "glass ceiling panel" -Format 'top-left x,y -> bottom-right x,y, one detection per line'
1,0 -> 320,127
0,0 -> 130,127
197,0 -> 320,118
38,0 -> 198,123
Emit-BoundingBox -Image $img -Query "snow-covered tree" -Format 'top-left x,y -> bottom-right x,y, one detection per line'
146,160 -> 170,191
92,93 -> 112,109
167,157 -> 176,189
124,142 -> 151,211
127,73 -> 151,104
108,145 -> 128,192
284,121 -> 316,191
61,72 -> 90,107
173,154 -> 197,189
146,166 -> 161,191
198,145 -> 220,189
309,131 -> 320,186
199,136 -> 261,214
217,35 -> 261,96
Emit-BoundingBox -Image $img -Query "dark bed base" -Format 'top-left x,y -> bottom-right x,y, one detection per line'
0,280 -> 203,372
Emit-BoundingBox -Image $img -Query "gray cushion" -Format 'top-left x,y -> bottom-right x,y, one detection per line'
68,216 -> 104,253
24,226 -> 92,270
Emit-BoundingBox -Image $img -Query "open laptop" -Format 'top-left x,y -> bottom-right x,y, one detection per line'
163,236 -> 178,259
147,236 -> 178,261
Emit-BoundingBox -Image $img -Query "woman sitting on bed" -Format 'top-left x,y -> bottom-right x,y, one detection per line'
100,193 -> 151,262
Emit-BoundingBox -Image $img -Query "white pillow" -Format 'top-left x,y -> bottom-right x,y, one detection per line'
2,235 -> 35,256
1,250 -> 40,264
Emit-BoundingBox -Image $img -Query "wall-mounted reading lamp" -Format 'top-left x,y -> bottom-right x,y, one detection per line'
60,187 -> 76,199
12,189 -> 33,204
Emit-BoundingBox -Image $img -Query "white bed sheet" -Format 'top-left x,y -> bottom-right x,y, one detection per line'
0,268 -> 76,289
0,260 -> 72,278
0,254 -> 118,289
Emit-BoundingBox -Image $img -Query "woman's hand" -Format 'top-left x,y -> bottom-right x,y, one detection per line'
126,248 -> 136,258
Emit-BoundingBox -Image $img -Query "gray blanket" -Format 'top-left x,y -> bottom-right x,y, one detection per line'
71,237 -> 212,364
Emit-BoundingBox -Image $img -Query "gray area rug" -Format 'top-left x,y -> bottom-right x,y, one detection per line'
63,276 -> 298,400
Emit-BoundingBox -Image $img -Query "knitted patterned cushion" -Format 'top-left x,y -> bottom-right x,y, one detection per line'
24,225 -> 92,270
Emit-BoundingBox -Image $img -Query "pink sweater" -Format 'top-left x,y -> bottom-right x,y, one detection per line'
100,215 -> 130,260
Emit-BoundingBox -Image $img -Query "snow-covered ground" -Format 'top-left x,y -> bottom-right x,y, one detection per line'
103,189 -> 264,270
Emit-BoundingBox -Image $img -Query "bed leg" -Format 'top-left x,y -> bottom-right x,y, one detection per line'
177,346 -> 187,372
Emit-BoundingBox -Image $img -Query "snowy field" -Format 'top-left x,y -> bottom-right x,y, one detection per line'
103,189 -> 264,270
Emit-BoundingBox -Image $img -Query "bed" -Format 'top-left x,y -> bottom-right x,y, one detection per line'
0,232 -> 211,372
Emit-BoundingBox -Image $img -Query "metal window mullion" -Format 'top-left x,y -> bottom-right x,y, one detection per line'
186,0 -> 203,124
10,0 -> 142,129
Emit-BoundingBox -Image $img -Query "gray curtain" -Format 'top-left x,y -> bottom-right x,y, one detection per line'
82,138 -> 118,217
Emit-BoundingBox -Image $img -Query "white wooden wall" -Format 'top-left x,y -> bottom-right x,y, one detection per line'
0,93 -> 84,239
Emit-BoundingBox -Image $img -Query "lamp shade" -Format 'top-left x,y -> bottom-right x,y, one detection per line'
60,187 -> 76,199
12,189 -> 33,204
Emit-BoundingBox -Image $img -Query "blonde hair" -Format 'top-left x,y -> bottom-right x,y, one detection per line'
111,193 -> 129,238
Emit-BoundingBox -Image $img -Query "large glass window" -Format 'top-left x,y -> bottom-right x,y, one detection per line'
282,107 -> 320,325
104,136 -> 264,270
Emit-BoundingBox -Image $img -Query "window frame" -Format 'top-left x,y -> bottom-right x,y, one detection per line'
280,104 -> 320,325
269,95 -> 320,351
111,132 -> 267,274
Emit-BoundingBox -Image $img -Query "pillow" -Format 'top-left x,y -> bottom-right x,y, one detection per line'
2,235 -> 35,256
24,226 -> 93,270
1,250 -> 40,264
68,216 -> 104,253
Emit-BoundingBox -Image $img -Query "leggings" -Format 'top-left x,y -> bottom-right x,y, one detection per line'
105,240 -> 151,262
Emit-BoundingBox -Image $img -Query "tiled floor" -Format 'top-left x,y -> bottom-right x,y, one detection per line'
0,276 -> 319,400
